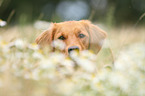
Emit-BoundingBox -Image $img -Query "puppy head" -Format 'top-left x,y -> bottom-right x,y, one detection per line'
35,20 -> 107,55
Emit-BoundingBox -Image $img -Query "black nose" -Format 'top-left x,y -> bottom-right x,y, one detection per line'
68,46 -> 79,53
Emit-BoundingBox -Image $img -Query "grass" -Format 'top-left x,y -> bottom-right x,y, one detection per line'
0,24 -> 145,96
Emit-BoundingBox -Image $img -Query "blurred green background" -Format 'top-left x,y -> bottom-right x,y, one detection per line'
0,0 -> 145,26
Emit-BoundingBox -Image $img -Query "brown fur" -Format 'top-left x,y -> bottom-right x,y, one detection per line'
35,20 -> 107,55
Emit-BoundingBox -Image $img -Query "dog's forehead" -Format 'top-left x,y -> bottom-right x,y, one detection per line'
56,21 -> 86,33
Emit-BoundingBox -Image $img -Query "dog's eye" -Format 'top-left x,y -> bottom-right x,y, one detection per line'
78,34 -> 85,38
58,36 -> 65,40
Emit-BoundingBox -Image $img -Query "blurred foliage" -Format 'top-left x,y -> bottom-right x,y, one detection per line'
0,0 -> 145,26
0,33 -> 145,96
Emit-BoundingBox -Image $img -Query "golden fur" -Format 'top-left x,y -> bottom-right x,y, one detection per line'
35,20 -> 107,55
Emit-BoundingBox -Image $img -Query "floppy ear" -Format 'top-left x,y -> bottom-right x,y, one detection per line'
35,23 -> 56,46
81,20 -> 107,53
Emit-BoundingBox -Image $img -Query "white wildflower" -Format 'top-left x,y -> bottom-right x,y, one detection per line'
91,70 -> 109,91
60,58 -> 75,74
14,39 -> 26,49
115,52 -> 133,72
80,50 -> 97,60
52,40 -> 66,50
61,58 -> 75,67
28,43 -> 39,50
77,58 -> 96,73
95,70 -> 109,81
49,52 -> 65,64
115,43 -> 145,72
109,72 -> 130,92
91,77 -> 101,91
69,50 -> 79,60
69,50 -> 96,72
0,19 -> 7,27
39,58 -> 55,69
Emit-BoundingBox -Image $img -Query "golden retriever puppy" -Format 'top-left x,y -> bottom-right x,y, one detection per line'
35,20 -> 107,55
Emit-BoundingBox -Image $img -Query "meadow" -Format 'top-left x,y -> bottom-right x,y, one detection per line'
0,21 -> 145,96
